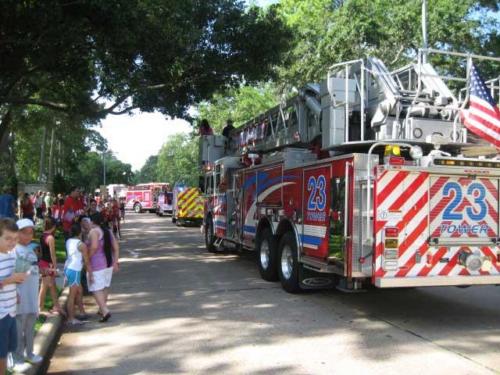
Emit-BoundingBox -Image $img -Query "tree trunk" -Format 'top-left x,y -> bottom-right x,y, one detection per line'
0,109 -> 12,153
48,127 -> 55,183
38,127 -> 47,182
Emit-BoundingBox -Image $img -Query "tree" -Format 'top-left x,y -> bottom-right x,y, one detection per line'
156,134 -> 200,186
0,1 -> 292,145
196,82 -> 280,132
277,0 -> 499,88
69,151 -> 133,193
135,155 -> 159,183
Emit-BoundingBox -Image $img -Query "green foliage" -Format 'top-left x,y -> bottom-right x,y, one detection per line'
277,0 -> 499,87
135,155 -> 159,183
68,151 -> 133,193
156,134 -> 200,186
197,82 -> 280,132
0,1 -> 291,121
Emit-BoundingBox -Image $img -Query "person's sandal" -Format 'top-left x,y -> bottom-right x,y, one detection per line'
99,312 -> 111,323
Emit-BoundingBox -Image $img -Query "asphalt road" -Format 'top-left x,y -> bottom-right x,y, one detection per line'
47,212 -> 500,375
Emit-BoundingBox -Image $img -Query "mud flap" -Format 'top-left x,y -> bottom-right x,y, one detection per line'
299,265 -> 337,290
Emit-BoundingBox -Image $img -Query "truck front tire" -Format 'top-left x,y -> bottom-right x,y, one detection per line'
205,216 -> 217,253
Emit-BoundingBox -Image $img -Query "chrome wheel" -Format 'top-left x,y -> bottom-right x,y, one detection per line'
281,245 -> 293,280
260,239 -> 270,270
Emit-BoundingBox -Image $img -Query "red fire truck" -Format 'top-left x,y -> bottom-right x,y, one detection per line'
202,49 -> 500,293
125,183 -> 170,213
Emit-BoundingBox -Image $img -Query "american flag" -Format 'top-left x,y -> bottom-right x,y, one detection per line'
462,64 -> 500,148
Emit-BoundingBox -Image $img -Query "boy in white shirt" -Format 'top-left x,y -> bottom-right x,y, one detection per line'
0,218 -> 27,375
13,219 -> 43,367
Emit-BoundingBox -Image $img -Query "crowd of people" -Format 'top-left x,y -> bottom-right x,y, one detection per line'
0,186 -> 123,374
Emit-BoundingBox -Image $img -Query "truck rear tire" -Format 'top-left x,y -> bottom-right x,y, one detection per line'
257,228 -> 279,281
134,203 -> 142,213
278,231 -> 302,294
205,216 -> 217,253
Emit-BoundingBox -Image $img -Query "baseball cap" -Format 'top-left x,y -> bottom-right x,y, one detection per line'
16,218 -> 35,230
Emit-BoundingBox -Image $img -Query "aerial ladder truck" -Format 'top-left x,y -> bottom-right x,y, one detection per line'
201,49 -> 500,293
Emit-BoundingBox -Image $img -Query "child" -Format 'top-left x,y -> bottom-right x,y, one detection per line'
0,218 -> 27,375
38,217 -> 64,316
13,219 -> 43,367
65,223 -> 91,325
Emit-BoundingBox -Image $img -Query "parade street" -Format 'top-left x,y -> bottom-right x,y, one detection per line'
48,213 -> 500,375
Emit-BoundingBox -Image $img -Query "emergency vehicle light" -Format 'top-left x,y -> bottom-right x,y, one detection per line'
433,158 -> 500,168
384,145 -> 401,156
384,249 -> 398,259
384,239 -> 398,249
384,227 -> 399,238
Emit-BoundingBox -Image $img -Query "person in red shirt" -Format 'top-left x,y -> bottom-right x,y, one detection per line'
20,193 -> 35,221
110,199 -> 121,239
62,187 -> 84,239
198,119 -> 213,136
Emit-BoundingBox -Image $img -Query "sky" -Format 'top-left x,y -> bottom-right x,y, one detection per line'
96,112 -> 191,171
96,0 -> 279,172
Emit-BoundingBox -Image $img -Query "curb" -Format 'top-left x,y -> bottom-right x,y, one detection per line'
14,287 -> 69,375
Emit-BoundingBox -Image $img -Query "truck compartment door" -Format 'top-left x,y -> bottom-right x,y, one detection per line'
302,165 -> 331,259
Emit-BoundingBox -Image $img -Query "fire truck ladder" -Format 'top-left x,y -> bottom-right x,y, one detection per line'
228,87 -> 322,156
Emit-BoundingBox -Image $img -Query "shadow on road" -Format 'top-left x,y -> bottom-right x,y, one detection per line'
48,213 -> 500,374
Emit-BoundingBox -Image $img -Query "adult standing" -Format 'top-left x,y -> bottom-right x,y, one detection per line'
62,187 -> 84,240
44,192 -> 53,218
0,188 -> 16,219
222,119 -> 234,138
198,119 -> 213,136
34,192 -> 43,222
88,213 -> 119,322
19,194 -> 34,222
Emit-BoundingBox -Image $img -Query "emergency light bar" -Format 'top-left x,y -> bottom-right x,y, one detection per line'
433,158 -> 500,168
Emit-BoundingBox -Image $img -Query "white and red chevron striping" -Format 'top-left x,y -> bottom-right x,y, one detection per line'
375,170 -> 500,282
374,170 -> 430,278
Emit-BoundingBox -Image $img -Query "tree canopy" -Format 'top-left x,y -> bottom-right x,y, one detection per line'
276,0 -> 499,87
196,82 -> 280,132
0,0 -> 290,124
156,133 -> 199,186
0,0 -> 291,192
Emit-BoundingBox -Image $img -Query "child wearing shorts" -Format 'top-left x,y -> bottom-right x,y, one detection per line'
64,223 -> 90,325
